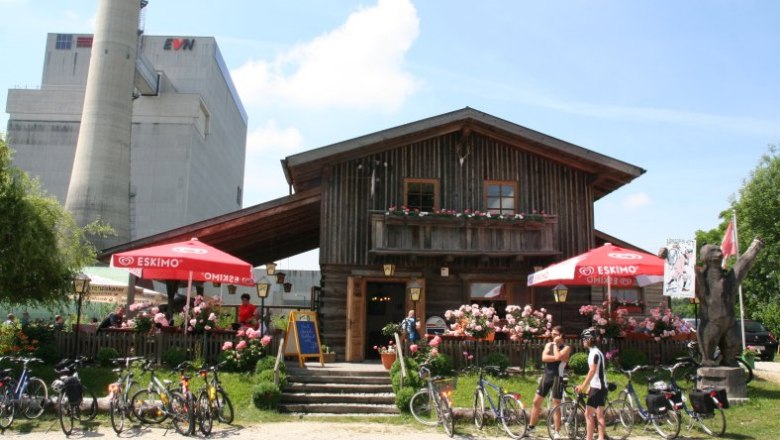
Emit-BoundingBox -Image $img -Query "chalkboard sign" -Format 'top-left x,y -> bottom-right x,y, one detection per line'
295,320 -> 320,354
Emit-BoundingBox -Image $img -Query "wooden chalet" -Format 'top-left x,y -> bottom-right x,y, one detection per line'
102,107 -> 662,361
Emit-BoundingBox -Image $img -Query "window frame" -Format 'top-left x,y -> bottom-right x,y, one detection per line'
403,178 -> 440,212
484,180 -> 518,215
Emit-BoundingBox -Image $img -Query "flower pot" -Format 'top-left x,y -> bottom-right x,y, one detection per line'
380,352 -> 397,370
322,352 -> 336,363
740,354 -> 756,370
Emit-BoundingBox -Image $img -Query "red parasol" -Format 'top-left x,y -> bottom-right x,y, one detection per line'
527,243 -> 664,312
110,238 -> 255,333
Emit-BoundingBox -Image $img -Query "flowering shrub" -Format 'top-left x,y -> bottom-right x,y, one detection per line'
502,305 -> 552,341
408,335 -> 441,364
219,327 -> 272,372
386,206 -> 547,223
182,295 -> 221,334
0,325 -> 38,356
638,306 -> 692,341
374,340 -> 397,355
444,304 -> 499,339
125,302 -> 156,334
579,302 -> 635,338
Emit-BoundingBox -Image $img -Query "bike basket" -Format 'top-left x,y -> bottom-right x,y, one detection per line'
51,379 -> 65,393
64,376 -> 83,404
690,389 -> 716,414
645,392 -> 669,415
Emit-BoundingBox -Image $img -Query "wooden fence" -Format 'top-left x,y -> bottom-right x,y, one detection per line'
54,330 -> 282,365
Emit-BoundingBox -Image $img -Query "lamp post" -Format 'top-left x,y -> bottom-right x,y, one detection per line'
73,273 -> 91,351
552,284 -> 568,325
256,277 -> 271,336
408,279 -> 422,315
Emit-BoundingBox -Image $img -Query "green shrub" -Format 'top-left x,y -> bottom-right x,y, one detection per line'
252,381 -> 281,409
394,386 -> 416,412
96,347 -> 119,367
256,368 -> 287,388
619,347 -> 647,370
482,352 -> 510,371
34,343 -> 60,365
390,357 -> 421,392
568,352 -> 588,375
429,353 -> 454,377
163,346 -> 188,368
255,355 -> 284,374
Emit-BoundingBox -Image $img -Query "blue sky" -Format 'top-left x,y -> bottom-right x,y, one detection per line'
2,0 -> 779,269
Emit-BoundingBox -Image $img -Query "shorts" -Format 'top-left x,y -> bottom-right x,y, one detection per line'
586,387 -> 607,408
536,374 -> 564,400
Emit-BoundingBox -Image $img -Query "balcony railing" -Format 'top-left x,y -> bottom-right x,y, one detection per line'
369,212 -> 559,257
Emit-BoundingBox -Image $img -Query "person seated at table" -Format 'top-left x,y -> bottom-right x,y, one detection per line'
98,306 -> 125,331
52,315 -> 65,330
238,294 -> 257,328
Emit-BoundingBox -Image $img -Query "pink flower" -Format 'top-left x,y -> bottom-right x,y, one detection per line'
237,329 -> 245,337
222,341 -> 233,350
430,336 -> 442,347
261,335 -> 272,346
430,348 -> 439,357
410,344 -> 419,353
236,340 -> 247,351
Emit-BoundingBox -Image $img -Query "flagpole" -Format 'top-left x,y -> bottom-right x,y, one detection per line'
733,211 -> 747,353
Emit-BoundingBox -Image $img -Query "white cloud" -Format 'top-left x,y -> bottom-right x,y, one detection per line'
623,192 -> 652,209
232,0 -> 420,111
246,120 -> 304,153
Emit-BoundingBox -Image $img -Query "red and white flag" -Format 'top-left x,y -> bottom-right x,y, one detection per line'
720,220 -> 737,268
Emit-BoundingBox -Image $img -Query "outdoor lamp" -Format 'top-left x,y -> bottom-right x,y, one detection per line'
552,284 -> 568,303
73,272 -> 91,296
408,279 -> 422,302
265,262 -> 277,275
227,284 -> 237,295
256,278 -> 271,299
383,263 -> 395,277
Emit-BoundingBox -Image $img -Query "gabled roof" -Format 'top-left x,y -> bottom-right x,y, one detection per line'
283,107 -> 645,199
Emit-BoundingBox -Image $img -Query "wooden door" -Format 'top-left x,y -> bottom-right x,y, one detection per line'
345,276 -> 366,361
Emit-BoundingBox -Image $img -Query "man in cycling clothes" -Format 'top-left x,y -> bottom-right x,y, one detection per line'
575,327 -> 608,440
526,325 -> 571,439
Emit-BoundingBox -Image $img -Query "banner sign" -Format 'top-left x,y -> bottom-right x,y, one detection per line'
663,238 -> 696,298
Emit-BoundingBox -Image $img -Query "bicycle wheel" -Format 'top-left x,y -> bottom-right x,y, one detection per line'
132,389 -> 167,424
472,388 -> 486,429
197,391 -> 213,436
125,380 -> 142,422
215,388 -> 234,424
170,391 -> 195,436
409,389 -> 438,426
557,402 -> 584,440
22,377 -> 47,419
499,394 -> 528,439
546,399 -> 563,439
651,408 -> 681,439
605,399 -> 633,440
736,357 -> 753,384
0,386 -> 15,429
696,408 -> 726,437
79,387 -> 98,422
110,396 -> 125,434
57,391 -> 75,436
437,393 -> 454,438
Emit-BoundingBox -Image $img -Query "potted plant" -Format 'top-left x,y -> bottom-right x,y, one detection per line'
375,341 -> 397,370
741,346 -> 761,369
321,344 -> 336,363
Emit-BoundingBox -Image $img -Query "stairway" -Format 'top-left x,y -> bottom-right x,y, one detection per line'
279,362 -> 399,415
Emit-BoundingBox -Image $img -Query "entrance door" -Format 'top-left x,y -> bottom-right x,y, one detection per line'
365,281 -> 406,359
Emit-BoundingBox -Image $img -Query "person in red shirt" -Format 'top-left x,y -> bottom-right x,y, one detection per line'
238,294 -> 257,327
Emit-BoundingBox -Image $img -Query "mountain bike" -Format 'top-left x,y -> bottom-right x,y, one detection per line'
659,359 -> 727,437
107,356 -> 145,433
132,360 -> 194,436
52,356 -> 99,436
615,365 -> 681,439
195,362 -> 234,430
409,363 -> 456,437
472,365 -> 527,439
0,356 -> 48,429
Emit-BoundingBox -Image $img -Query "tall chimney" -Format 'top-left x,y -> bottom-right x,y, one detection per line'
65,0 -> 143,250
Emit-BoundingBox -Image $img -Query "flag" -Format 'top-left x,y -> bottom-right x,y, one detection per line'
721,220 -> 737,268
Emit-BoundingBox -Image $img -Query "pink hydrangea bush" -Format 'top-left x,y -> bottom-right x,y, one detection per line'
502,305 -> 552,340
638,305 -> 692,341
579,302 -> 636,338
219,327 -> 272,372
444,304 -> 499,339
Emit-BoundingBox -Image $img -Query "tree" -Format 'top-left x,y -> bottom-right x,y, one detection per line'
0,138 -> 109,305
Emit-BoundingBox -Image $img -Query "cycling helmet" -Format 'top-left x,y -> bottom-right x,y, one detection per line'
580,327 -> 598,340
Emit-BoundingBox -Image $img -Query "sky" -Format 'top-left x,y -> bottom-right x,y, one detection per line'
2,0 -> 779,270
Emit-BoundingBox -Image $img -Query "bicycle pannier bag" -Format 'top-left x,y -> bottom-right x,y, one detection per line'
645,391 -> 668,415
64,376 -> 83,404
690,389 -> 715,414
713,388 -> 729,409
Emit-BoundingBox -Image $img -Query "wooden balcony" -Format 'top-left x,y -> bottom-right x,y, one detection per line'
369,212 -> 560,258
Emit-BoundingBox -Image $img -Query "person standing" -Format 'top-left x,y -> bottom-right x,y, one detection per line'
575,327 -> 607,440
526,326 -> 571,439
238,293 -> 257,328
401,310 -> 421,344
3,314 -> 15,326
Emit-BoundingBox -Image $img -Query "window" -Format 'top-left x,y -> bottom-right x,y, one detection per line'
469,282 -> 507,313
55,34 -> 73,50
404,179 -> 439,211
611,288 -> 642,308
485,181 -> 517,215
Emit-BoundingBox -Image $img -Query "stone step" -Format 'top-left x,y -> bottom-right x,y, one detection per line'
285,383 -> 393,394
286,368 -> 389,378
287,375 -> 390,385
278,403 -> 399,414
281,392 -> 395,405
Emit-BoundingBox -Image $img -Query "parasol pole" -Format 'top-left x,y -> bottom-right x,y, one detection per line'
607,275 -> 612,316
184,271 -> 193,335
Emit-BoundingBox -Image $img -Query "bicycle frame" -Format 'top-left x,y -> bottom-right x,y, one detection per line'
476,370 -> 508,421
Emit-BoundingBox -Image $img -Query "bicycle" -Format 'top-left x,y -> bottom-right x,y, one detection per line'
107,355 -> 145,433
615,365 -> 681,439
52,356 -> 99,436
471,365 -> 528,439
550,380 -> 632,440
686,341 -> 752,384
660,359 -> 727,437
195,362 -> 234,430
409,363 -> 456,437
541,374 -> 573,439
0,356 -> 49,429
131,360 -> 195,436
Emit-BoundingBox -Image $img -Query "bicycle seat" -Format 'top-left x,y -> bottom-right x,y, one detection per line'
163,379 -> 173,386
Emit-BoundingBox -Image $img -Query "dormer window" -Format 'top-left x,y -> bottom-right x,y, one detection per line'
485,181 -> 517,215
404,179 -> 439,212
